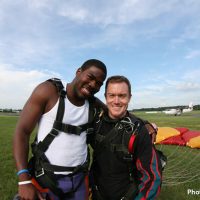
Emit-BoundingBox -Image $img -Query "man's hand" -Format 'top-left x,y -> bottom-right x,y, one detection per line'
18,184 -> 45,200
145,123 -> 158,143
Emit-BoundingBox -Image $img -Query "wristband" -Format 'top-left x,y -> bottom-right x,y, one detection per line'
18,180 -> 32,185
17,169 -> 29,176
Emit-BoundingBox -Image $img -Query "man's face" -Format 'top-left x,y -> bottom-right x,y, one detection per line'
75,66 -> 106,99
105,82 -> 131,119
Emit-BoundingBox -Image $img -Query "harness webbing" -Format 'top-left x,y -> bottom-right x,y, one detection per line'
94,116 -> 141,156
32,78 -> 66,163
92,114 -> 143,200
33,78 -> 94,164
30,78 -> 95,198
53,120 -> 93,135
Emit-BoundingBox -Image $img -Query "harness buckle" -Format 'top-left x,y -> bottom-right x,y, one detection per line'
86,128 -> 94,134
50,128 -> 59,137
35,168 -> 44,178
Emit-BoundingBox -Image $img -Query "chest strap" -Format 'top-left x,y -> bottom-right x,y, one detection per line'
53,120 -> 94,135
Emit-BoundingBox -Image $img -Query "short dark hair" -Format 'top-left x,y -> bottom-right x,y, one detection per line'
80,59 -> 107,77
105,75 -> 132,95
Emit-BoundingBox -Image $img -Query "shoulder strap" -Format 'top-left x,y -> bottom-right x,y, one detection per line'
48,78 -> 63,87
47,78 -> 66,97
32,78 -> 66,160
88,97 -> 97,126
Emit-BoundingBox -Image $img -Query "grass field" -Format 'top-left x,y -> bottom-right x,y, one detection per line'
0,111 -> 200,200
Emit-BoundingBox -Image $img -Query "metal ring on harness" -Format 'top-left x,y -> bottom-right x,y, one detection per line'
118,117 -> 135,134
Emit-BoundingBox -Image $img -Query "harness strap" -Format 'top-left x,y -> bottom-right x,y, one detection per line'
95,133 -> 105,143
33,129 -> 59,156
41,158 -> 89,174
94,127 -> 119,156
53,120 -> 94,135
32,96 -> 64,161
30,78 -> 94,197
120,181 -> 138,200
47,78 -> 65,96
55,92 -> 65,122
94,118 -> 141,156
110,144 -> 129,153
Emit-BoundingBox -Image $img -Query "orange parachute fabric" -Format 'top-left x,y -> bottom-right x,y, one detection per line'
156,127 -> 200,149
155,127 -> 180,144
187,136 -> 200,148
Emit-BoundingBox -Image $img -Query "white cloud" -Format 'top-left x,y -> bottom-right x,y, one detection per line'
56,0 -> 200,26
0,64 -> 60,109
0,0 -> 200,109
176,82 -> 200,91
28,0 -> 53,9
130,68 -> 200,109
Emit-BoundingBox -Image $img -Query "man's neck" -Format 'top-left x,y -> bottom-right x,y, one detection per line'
66,83 -> 85,106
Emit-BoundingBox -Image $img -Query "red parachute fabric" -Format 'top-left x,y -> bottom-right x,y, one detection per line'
160,135 -> 186,146
182,131 -> 200,143
175,127 -> 189,135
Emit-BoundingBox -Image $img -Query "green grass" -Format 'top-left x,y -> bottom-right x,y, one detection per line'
0,114 -> 36,200
0,115 -> 19,200
0,111 -> 200,200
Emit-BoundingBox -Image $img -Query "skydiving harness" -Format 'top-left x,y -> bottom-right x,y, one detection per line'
95,114 -> 166,171
94,115 -> 142,160
92,113 -> 166,200
92,114 -> 143,200
29,78 -> 96,198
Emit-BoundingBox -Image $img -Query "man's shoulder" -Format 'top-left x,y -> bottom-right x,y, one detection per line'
31,79 -> 59,106
128,112 -> 144,124
46,78 -> 65,92
36,80 -> 58,94
88,97 -> 107,111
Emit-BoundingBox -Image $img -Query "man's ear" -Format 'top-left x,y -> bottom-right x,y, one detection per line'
76,68 -> 82,75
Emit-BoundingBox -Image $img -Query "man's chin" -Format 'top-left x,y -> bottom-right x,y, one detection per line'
80,93 -> 92,99
109,112 -> 123,119
81,89 -> 93,98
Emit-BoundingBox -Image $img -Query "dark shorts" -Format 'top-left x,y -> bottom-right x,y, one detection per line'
43,172 -> 88,200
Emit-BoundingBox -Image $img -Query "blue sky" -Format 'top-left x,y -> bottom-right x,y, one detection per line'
0,0 -> 200,109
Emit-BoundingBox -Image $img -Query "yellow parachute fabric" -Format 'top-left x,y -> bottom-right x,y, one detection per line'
155,127 -> 180,144
187,136 -> 200,148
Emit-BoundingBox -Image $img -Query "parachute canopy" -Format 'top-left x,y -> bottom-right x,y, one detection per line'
156,127 -> 200,149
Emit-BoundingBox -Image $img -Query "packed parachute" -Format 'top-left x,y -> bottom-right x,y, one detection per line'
155,127 -> 200,148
